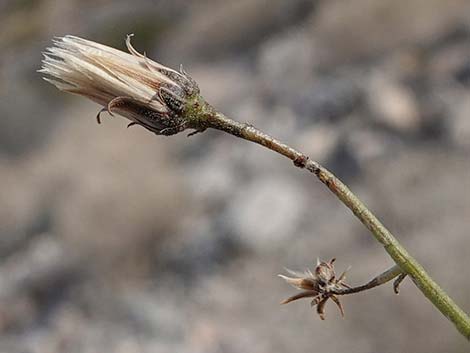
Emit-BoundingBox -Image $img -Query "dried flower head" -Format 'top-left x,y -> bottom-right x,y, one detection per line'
279,258 -> 351,320
40,35 -> 200,135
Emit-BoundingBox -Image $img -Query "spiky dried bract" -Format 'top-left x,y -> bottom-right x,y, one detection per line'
40,35 -> 200,135
279,258 -> 350,320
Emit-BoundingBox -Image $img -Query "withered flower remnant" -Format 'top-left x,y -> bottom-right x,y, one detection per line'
279,258 -> 351,320
40,35 -> 201,136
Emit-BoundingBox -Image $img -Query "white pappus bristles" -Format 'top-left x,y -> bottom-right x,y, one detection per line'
39,35 -> 200,136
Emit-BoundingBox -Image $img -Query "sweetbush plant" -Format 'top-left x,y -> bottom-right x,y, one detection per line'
40,35 -> 470,339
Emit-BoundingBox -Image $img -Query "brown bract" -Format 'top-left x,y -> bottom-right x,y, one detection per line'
279,258 -> 351,320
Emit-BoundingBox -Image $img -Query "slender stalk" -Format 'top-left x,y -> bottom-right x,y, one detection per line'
191,101 -> 470,339
334,265 -> 402,295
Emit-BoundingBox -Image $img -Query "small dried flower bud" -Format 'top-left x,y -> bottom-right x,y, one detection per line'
279,258 -> 350,320
315,258 -> 336,285
40,35 -> 200,136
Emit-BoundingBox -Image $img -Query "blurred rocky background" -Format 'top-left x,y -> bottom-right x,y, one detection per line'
1,0 -> 470,352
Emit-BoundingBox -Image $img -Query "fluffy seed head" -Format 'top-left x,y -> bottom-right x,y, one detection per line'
39,35 -> 200,135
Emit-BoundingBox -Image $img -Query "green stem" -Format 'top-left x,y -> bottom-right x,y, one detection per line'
192,99 -> 470,339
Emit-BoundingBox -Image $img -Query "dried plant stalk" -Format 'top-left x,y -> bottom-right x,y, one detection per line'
40,36 -> 470,340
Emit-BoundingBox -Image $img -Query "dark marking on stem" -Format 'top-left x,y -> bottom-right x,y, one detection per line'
293,155 -> 309,168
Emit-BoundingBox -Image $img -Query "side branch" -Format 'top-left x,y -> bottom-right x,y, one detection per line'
333,265 -> 402,296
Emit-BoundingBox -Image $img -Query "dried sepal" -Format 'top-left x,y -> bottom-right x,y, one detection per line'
330,294 -> 345,317
278,272 -> 319,291
316,297 -> 329,320
281,290 -> 319,305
